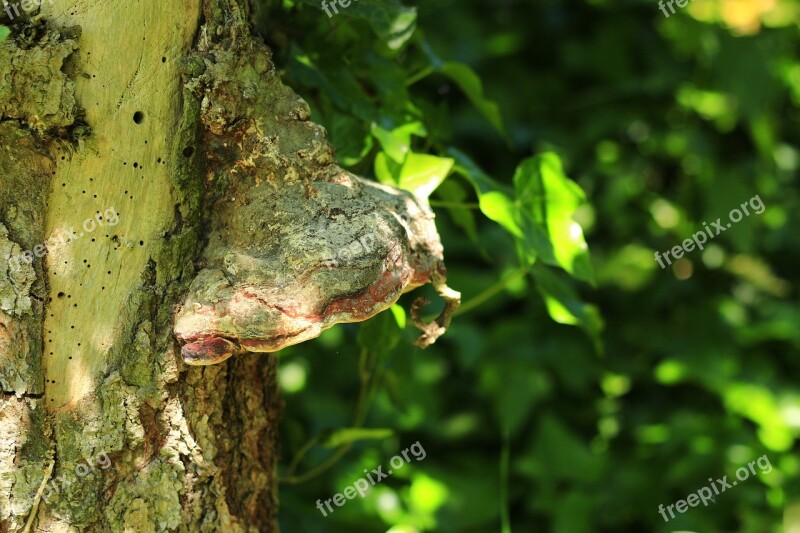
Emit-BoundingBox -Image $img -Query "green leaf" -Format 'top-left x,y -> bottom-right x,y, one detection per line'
446,147 -> 512,197
370,122 -> 426,163
296,0 -> 417,50
288,46 -> 378,122
397,153 -> 454,199
534,414 -> 603,482
375,151 -> 454,200
434,180 -> 479,243
389,304 -> 406,329
478,191 -> 522,238
448,149 -> 592,277
358,310 -> 402,353
532,265 -> 603,352
374,152 -> 400,186
440,62 -> 508,140
514,154 -> 594,283
329,114 -> 374,167
0,26 -> 8,43
360,51 -> 413,116
446,148 -> 522,238
347,1 -> 417,50
320,427 -> 394,448
419,40 -> 507,139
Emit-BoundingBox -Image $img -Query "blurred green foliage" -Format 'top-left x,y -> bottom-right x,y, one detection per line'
256,0 -> 800,531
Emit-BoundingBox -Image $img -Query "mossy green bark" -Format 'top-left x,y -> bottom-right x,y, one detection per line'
1,1 -> 281,531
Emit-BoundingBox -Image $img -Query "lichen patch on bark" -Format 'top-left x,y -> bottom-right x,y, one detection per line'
0,23 -> 80,134
0,122 -> 52,397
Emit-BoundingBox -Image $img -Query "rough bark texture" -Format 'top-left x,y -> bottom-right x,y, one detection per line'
0,1 -> 282,531
1,0 -> 457,530
173,11 -> 459,365
173,58 -> 458,362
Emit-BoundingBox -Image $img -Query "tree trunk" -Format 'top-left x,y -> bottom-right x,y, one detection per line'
1,1 -> 283,530
1,0 -> 459,529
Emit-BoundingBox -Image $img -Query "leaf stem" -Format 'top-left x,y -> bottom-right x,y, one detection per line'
406,65 -> 435,86
454,266 -> 529,317
500,426 -> 511,533
282,347 -> 374,484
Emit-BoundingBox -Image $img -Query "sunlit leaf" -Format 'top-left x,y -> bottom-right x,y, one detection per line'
375,150 -> 453,200
374,152 -> 400,186
447,148 -> 522,238
371,122 -> 426,163
397,153 -> 454,199
390,304 -> 406,329
478,191 -> 521,238
514,154 -> 594,284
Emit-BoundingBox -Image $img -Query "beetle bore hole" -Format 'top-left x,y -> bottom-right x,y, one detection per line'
133,111 -> 144,124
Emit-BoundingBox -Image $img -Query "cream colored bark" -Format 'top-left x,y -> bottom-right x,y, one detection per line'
1,1 -> 280,530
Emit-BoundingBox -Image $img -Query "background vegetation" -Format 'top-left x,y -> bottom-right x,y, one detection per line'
4,0 -> 795,529
250,0 -> 800,531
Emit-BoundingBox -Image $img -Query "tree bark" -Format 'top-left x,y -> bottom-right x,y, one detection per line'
1,0 -> 458,530
1,1 -> 282,530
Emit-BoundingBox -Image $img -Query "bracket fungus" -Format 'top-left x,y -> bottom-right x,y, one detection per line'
173,43 -> 459,365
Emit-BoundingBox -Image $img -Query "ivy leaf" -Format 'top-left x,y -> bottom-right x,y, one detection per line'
419,40 -> 508,140
329,114 -> 374,167
434,180 -> 479,244
439,62 -> 508,141
288,47 -> 378,122
532,265 -> 603,352
371,122 -> 426,163
514,154 -> 594,284
374,151 -> 401,186
397,153 -> 454,199
375,151 -> 454,200
447,148 -> 522,238
344,1 -> 417,50
448,149 -> 594,284
296,0 -> 417,50
478,191 -> 521,238
0,26 -> 8,43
